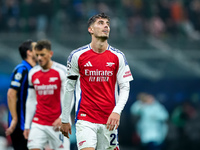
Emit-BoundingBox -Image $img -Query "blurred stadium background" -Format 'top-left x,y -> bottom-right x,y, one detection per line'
0,0 -> 200,149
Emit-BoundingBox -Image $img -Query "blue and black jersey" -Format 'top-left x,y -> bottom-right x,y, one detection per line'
8,60 -> 33,131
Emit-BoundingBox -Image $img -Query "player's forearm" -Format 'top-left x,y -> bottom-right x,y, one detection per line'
61,78 -> 76,123
112,82 -> 130,115
7,89 -> 18,121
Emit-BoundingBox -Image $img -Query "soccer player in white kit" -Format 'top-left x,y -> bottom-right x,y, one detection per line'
60,13 -> 133,150
23,40 -> 71,150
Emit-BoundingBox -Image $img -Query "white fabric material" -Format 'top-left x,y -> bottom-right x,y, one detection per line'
61,78 -> 76,123
112,81 -> 130,115
0,137 -> 8,150
76,120 -> 119,150
28,122 -> 70,150
25,88 -> 37,129
25,64 -> 39,129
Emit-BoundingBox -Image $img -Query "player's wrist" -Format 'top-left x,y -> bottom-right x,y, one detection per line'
112,108 -> 121,115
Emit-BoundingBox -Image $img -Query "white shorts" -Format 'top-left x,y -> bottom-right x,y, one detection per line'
76,120 -> 120,150
28,123 -> 70,150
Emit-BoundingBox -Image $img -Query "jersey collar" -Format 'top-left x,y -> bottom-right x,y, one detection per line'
22,60 -> 32,71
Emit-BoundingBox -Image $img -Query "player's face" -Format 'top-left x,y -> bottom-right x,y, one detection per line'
35,48 -> 53,69
89,18 -> 110,39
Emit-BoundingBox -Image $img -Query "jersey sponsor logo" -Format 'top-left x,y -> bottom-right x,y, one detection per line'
34,84 -> 58,95
33,78 -> 40,84
89,76 -> 109,82
123,70 -> 132,78
11,81 -> 21,87
85,69 -> 113,76
14,72 -> 22,80
85,69 -> 113,82
84,61 -> 93,67
49,77 -> 58,82
79,140 -> 86,147
106,62 -> 115,67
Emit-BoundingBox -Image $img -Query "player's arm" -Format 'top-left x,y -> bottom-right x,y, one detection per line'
24,70 -> 37,139
60,76 -> 77,138
60,51 -> 79,138
107,52 -> 133,131
106,81 -> 130,131
6,67 -> 27,136
53,67 -> 76,131
5,88 -> 18,136
23,87 -> 37,139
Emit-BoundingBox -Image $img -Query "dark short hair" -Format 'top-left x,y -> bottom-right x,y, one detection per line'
18,39 -> 33,60
35,40 -> 51,51
87,13 -> 110,28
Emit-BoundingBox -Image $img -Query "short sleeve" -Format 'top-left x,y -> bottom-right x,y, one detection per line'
10,66 -> 28,91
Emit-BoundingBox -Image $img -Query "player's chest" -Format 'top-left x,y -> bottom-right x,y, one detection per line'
32,71 -> 61,92
78,54 -> 119,73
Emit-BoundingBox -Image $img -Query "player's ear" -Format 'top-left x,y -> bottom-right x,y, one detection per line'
88,27 -> 93,34
26,50 -> 32,57
50,50 -> 53,57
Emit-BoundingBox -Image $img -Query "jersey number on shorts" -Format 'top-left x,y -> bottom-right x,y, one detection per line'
110,133 -> 119,146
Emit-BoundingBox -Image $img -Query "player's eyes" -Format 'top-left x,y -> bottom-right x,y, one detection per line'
36,54 -> 45,57
98,21 -> 110,27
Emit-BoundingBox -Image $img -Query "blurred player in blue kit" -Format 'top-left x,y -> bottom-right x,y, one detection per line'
6,40 -> 37,150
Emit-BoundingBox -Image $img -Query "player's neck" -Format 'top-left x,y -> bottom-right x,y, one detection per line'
90,39 -> 108,53
25,57 -> 36,67
42,60 -> 53,70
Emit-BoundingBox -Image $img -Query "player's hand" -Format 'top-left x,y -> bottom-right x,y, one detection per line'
52,117 -> 61,131
60,123 -> 71,138
106,112 -> 120,131
23,129 -> 30,139
5,119 -> 17,136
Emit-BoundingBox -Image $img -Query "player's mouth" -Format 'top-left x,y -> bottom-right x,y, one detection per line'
102,30 -> 108,34
38,60 -> 43,65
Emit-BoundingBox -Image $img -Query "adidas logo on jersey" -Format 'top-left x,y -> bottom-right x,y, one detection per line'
33,78 -> 40,84
84,61 -> 93,67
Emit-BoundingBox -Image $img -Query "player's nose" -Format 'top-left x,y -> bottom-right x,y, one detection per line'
37,55 -> 42,60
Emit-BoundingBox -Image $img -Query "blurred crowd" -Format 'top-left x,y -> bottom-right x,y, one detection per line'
0,0 -> 200,39
129,92 -> 200,150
